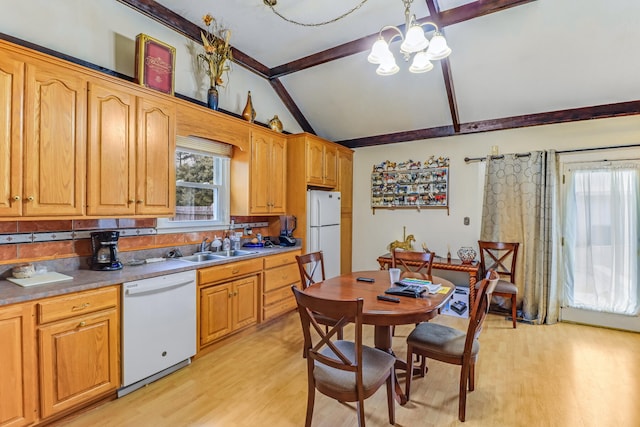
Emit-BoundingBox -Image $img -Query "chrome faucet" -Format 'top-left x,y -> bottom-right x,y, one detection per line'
200,237 -> 210,252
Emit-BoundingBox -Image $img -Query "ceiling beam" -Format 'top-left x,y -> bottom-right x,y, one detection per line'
269,79 -> 315,134
425,0 -> 460,133
270,0 -> 537,78
337,100 -> 640,148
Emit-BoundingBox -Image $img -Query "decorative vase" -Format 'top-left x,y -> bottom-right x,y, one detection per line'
207,86 -> 219,111
457,247 -> 477,264
268,115 -> 283,132
242,91 -> 256,123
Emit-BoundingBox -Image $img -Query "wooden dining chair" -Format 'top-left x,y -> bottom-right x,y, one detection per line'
390,249 -> 436,336
404,269 -> 500,422
477,241 -> 520,328
296,252 -> 343,339
391,248 -> 435,281
291,286 -> 396,427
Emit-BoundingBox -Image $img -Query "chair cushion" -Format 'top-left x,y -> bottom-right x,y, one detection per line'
475,279 -> 517,294
494,279 -> 517,294
407,322 -> 479,358
314,341 -> 395,394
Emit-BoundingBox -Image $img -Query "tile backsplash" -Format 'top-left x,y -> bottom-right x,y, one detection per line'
0,216 -> 278,265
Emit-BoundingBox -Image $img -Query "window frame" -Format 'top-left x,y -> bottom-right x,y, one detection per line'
157,145 -> 230,234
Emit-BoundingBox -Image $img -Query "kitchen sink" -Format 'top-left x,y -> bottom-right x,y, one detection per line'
214,249 -> 259,257
178,250 -> 259,263
179,253 -> 224,263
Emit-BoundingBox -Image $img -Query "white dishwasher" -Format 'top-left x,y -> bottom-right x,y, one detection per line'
119,270 -> 196,397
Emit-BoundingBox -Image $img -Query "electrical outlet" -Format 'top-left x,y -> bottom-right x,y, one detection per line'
464,217 -> 470,226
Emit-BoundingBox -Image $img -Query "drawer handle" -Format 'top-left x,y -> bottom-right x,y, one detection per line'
78,321 -> 86,327
72,303 -> 90,311
232,269 -> 240,274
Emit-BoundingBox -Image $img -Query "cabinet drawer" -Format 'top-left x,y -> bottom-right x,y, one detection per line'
37,286 -> 119,324
264,250 -> 301,269
264,285 -> 296,306
198,258 -> 262,284
263,297 -> 297,321
263,263 -> 299,292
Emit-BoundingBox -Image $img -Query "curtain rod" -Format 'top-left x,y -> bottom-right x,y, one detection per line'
464,143 -> 640,163
464,153 -> 531,163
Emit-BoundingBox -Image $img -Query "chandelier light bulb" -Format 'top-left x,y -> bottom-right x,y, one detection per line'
409,51 -> 434,73
368,39 -> 392,64
400,24 -> 429,54
425,32 -> 452,60
376,55 -> 399,76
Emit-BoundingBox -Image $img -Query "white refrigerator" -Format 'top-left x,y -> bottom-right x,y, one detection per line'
307,190 -> 341,281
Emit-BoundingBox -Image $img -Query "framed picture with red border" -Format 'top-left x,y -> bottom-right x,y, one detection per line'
135,34 -> 176,95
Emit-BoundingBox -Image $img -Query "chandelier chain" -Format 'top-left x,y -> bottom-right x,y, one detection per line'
265,0 -> 370,27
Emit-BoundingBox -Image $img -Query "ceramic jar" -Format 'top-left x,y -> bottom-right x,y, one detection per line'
268,115 -> 283,132
457,247 -> 477,264
12,263 -> 35,278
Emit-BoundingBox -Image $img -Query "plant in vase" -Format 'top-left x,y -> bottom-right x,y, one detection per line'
197,13 -> 232,110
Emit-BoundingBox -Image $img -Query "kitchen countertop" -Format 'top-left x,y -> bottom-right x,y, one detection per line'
0,245 -> 302,307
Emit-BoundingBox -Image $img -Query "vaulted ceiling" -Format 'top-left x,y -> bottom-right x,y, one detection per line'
117,0 -> 640,147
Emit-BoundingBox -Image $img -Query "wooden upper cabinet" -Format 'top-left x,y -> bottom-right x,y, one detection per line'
306,136 -> 337,188
86,81 -> 136,216
231,126 -> 286,216
136,95 -> 176,216
0,53 -> 24,217
23,59 -> 86,216
250,128 -> 286,214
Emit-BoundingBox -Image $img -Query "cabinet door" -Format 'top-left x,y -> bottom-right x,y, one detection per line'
136,95 -> 175,215
86,81 -> 136,216
268,135 -> 286,214
323,144 -> 338,188
337,149 -> 353,213
250,129 -> 272,214
23,60 -> 86,216
0,303 -> 36,427
306,137 -> 325,185
0,53 -> 24,217
38,309 -> 119,419
200,283 -> 233,346
233,276 -> 258,330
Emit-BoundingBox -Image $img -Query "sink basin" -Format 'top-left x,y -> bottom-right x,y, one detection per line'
179,253 -> 224,263
214,249 -> 259,257
178,250 -> 259,263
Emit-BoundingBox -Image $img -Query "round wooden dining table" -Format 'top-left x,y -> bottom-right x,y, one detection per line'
302,270 -> 455,404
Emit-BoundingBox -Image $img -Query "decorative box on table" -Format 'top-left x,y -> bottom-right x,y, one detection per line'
135,34 -> 176,95
441,286 -> 470,319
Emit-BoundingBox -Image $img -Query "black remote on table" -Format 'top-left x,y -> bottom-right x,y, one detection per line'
377,295 -> 400,303
356,277 -> 375,282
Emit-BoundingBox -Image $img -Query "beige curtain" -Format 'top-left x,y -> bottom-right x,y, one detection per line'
480,151 -> 559,324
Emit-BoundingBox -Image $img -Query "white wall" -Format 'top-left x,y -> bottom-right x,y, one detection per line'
351,116 -> 640,276
0,0 -> 303,134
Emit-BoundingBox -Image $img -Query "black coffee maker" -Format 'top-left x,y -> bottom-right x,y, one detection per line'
90,231 -> 123,271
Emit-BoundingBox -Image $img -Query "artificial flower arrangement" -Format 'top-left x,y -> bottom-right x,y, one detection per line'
198,13 -> 232,88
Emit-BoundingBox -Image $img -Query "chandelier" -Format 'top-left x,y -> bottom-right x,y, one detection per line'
367,0 -> 451,76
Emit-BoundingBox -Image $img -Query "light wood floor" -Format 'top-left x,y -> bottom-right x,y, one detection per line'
62,313 -> 640,427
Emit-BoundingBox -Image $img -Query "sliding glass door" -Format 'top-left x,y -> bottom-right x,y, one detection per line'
560,156 -> 640,331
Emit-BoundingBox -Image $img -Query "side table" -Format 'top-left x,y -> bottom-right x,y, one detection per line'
377,253 -> 481,309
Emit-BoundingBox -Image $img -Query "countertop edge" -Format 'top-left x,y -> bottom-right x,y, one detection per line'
0,246 -> 302,307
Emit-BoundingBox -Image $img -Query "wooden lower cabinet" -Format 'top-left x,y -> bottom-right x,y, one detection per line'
0,303 -> 36,427
37,286 -> 120,420
199,275 -> 259,348
262,250 -> 301,321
